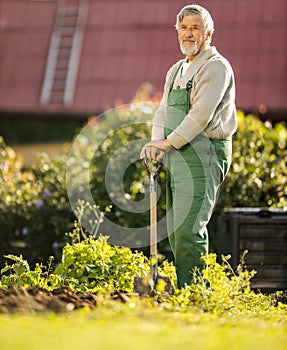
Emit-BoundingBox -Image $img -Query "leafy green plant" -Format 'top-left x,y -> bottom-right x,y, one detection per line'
0,199 -> 148,293
0,202 -> 285,315
54,235 -> 150,292
0,255 -> 62,290
167,253 -> 287,315
1,247 -> 286,318
0,235 -> 150,293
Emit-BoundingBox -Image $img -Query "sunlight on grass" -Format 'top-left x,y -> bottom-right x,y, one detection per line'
0,305 -> 286,350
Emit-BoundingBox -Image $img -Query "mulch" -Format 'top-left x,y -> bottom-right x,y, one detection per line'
0,285 -> 137,314
2,285 -> 284,315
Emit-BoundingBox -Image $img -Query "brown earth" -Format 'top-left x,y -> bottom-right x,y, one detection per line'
0,285 -> 136,314
2,285 -> 284,315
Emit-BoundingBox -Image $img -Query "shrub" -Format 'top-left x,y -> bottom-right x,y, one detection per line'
0,105 -> 286,265
209,112 -> 287,250
0,137 -> 74,267
218,112 -> 287,209
68,101 -> 165,230
82,109 -> 287,256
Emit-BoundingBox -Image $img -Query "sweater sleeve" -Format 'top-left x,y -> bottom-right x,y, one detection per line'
151,105 -> 165,141
167,60 -> 231,149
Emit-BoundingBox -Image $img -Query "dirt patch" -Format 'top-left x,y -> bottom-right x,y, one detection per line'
0,285 -> 136,314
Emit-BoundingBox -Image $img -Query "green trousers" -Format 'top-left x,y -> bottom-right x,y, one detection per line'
165,136 -> 232,288
164,61 -> 232,288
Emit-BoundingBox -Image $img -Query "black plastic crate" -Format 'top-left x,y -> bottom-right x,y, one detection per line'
217,208 -> 287,291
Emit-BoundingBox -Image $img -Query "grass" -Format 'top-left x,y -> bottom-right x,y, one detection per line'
0,301 -> 287,350
1,249 -> 286,349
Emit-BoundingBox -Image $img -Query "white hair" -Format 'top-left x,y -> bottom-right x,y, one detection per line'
175,4 -> 215,38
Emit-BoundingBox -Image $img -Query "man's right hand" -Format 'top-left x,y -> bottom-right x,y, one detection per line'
140,139 -> 172,161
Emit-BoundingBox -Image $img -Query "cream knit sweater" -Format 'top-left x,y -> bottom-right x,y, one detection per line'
151,46 -> 237,149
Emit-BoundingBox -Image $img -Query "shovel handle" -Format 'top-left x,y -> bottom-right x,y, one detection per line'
143,158 -> 161,284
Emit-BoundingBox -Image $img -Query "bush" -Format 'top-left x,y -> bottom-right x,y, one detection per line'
0,137 -> 74,267
0,106 -> 286,265
209,112 -> 287,250
66,99 -> 168,256
67,101 -> 165,229
218,112 -> 287,209
81,109 -> 287,255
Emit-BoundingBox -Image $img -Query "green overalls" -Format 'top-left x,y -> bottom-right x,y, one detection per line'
165,61 -> 232,288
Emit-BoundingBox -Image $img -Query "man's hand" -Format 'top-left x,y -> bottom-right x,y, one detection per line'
140,139 -> 172,160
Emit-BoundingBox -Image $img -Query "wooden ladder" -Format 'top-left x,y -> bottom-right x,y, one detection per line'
40,0 -> 88,105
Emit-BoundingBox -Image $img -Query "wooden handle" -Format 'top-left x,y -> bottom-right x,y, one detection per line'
150,191 -> 157,257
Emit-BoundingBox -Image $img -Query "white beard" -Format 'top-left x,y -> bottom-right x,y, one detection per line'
180,42 -> 199,56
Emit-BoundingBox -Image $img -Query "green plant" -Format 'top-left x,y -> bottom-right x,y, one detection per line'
1,96 -> 287,267
0,255 -> 62,290
67,200 -> 109,245
0,194 -> 172,293
167,253 -> 286,315
69,101 -> 166,231
0,235 -> 151,293
218,112 -> 287,209
209,113 -> 287,251
0,138 -> 75,267
54,235 -> 150,292
1,247 -> 286,318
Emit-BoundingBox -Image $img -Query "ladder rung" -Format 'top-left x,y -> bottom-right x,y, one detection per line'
54,69 -> 67,75
60,17 -> 78,27
52,81 -> 66,89
58,38 -> 74,48
60,27 -> 76,36
50,92 -> 65,102
58,50 -> 71,59
54,74 -> 68,82
55,59 -> 70,68
62,7 -> 79,16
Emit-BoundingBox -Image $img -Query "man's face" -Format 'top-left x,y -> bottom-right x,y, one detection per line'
178,14 -> 209,61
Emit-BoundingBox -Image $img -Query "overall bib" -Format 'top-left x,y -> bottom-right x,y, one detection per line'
165,61 -> 232,288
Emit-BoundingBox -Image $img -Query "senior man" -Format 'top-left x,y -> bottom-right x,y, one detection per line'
140,4 -> 237,288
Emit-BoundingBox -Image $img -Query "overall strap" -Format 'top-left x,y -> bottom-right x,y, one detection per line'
169,62 -> 184,92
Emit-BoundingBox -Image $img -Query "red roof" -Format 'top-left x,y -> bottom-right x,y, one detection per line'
0,0 -> 286,117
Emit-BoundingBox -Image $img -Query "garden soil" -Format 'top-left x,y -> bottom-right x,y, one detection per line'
0,285 -> 136,314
